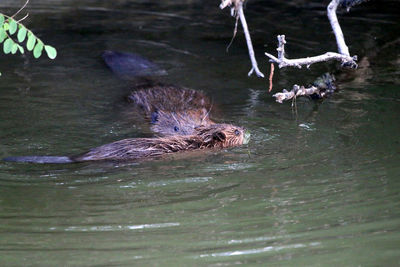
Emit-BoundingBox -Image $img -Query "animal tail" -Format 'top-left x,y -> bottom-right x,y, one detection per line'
3,156 -> 74,164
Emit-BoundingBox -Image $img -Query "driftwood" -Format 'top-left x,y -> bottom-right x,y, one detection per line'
273,85 -> 325,104
272,73 -> 337,103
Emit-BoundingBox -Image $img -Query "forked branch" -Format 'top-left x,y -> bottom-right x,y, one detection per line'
265,0 -> 359,69
265,35 -> 357,69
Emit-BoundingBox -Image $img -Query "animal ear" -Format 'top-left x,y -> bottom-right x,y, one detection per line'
213,131 -> 226,141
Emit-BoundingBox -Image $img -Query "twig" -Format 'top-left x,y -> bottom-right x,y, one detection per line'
219,0 -> 244,11
219,0 -> 235,10
17,13 -> 29,23
268,63 -> 274,92
265,35 -> 357,69
220,0 -> 264,77
11,0 -> 29,19
226,14 -> 239,52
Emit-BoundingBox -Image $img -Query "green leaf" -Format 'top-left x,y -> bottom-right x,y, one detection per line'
17,26 -> 27,42
33,41 -> 44,58
3,22 -> 9,31
9,19 -> 17,35
3,38 -> 13,54
26,33 -> 36,51
11,43 -> 18,54
18,44 -> 24,54
0,28 -> 6,43
44,45 -> 57,59
0,15 -> 4,27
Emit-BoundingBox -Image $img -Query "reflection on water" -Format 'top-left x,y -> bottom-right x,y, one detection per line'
0,0 -> 399,266
52,222 -> 181,232
198,242 -> 321,258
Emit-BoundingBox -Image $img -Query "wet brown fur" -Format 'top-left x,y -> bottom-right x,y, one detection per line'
72,86 -> 247,162
72,124 -> 245,162
127,83 -> 215,136
127,83 -> 211,113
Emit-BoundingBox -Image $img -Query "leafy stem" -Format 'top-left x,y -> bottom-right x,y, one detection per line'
0,0 -> 57,76
0,13 -> 57,59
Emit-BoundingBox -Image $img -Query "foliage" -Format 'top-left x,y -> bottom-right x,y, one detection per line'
0,10 -> 57,76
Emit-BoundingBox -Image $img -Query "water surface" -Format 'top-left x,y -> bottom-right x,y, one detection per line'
0,0 -> 399,266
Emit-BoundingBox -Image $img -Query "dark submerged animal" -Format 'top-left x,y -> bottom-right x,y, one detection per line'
102,51 -> 166,79
3,124 -> 250,163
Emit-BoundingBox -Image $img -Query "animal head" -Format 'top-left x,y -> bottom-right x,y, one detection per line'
195,123 -> 250,148
150,109 -> 213,136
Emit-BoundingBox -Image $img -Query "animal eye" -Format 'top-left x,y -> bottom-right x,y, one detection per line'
234,129 -> 240,136
150,110 -> 159,124
174,126 -> 180,132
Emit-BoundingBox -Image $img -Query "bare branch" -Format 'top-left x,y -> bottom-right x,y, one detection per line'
327,0 -> 350,56
220,0 -> 264,78
237,2 -> 264,77
272,73 -> 336,103
273,85 -> 324,103
265,35 -> 357,69
265,0 -> 359,70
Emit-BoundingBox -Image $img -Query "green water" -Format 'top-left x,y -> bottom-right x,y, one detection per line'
0,0 -> 399,266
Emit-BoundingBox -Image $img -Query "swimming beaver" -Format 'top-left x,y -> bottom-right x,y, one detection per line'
103,50 -> 215,136
3,51 -> 250,164
127,83 -> 214,136
4,124 -> 250,163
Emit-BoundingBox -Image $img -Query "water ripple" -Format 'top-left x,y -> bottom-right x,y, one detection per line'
198,242 -> 321,258
49,222 -> 180,232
